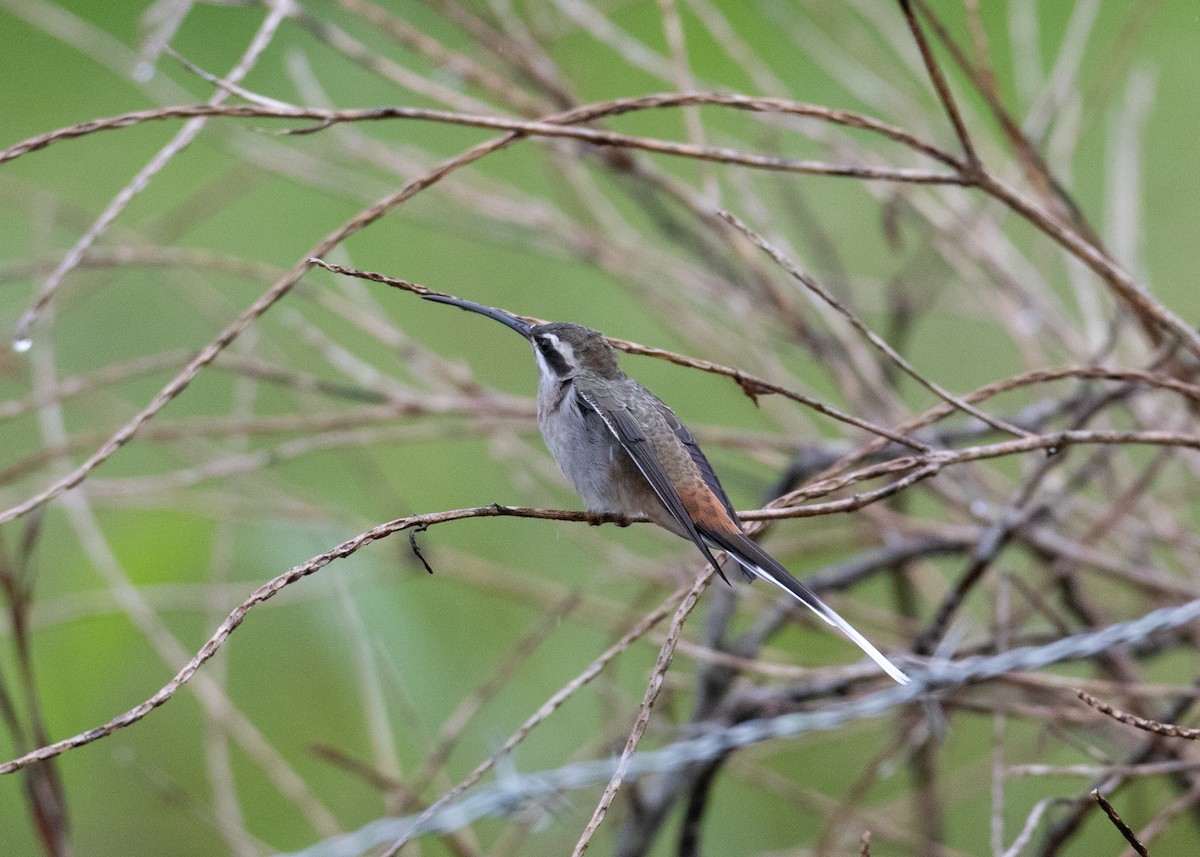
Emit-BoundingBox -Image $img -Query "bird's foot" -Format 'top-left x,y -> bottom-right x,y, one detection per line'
584,512 -> 633,528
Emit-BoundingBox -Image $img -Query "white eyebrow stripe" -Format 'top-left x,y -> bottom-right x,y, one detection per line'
545,333 -> 573,364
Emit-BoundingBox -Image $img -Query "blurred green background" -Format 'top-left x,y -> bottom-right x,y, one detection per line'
1,1 -> 1199,855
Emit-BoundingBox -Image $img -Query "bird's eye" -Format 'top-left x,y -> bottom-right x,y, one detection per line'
532,333 -> 573,376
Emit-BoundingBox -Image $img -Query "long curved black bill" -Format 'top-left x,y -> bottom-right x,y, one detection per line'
423,294 -> 532,339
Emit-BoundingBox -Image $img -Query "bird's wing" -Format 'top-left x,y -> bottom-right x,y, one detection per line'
700,526 -> 910,684
652,400 -> 740,523
651,399 -> 753,582
575,386 -> 729,583
577,387 -> 908,684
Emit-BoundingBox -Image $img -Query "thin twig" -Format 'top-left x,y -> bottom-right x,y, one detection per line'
718,209 -> 1035,439
309,258 -> 929,451
1090,790 -> 1149,857
570,566 -> 715,855
1078,690 -> 1200,740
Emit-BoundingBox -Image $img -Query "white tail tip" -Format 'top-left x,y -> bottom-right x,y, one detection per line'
748,565 -> 911,684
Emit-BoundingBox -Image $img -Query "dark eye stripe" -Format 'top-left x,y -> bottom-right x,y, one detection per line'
536,336 -> 572,376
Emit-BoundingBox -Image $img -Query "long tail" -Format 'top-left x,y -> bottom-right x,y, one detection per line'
704,529 -> 910,685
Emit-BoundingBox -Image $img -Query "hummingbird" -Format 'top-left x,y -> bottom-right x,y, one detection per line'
425,294 -> 910,685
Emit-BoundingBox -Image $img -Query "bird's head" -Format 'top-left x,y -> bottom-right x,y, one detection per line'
423,294 -> 622,381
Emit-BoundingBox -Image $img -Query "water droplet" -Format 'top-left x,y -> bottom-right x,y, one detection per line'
12,337 -> 32,354
132,61 -> 155,83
